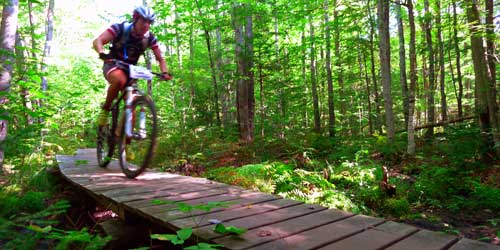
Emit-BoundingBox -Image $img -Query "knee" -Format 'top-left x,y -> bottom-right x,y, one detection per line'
107,71 -> 127,89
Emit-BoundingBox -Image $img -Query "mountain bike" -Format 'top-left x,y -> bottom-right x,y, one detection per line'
97,59 -> 165,178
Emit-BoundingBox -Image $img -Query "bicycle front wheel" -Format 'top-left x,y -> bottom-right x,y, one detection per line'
119,95 -> 157,178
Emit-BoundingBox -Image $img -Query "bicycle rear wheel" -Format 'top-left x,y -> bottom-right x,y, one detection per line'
119,95 -> 157,178
97,107 -> 118,168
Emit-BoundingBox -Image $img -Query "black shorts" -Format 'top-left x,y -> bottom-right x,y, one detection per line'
102,62 -> 129,81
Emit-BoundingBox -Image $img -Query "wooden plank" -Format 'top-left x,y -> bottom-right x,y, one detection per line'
384,229 -> 457,250
448,238 -> 500,250
245,213 -> 382,250
127,192 -> 249,224
317,221 -> 418,250
132,188 -> 242,213
150,194 -> 282,223
211,211 -> 381,250
123,187 -> 251,209
172,199 -> 308,229
190,203 -> 328,240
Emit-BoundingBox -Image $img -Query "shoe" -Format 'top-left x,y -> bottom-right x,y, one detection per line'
126,150 -> 135,161
97,109 -> 110,127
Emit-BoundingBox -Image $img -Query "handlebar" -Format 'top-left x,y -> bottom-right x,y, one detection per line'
99,53 -> 172,79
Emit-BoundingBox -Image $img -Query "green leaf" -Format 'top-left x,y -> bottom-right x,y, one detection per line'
74,160 -> 88,166
184,242 -> 224,250
171,237 -> 185,245
27,225 -> 52,233
213,224 -> 247,235
151,233 -> 178,242
151,199 -> 174,205
177,227 -> 192,241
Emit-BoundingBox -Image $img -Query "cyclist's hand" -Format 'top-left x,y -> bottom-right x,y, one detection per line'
160,72 -> 173,81
99,52 -> 111,61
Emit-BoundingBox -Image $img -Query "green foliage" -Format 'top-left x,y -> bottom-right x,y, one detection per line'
152,227 -> 193,245
184,243 -> 224,250
0,199 -> 108,250
383,198 -> 411,218
213,224 -> 247,235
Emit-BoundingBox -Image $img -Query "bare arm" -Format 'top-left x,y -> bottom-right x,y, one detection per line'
93,30 -> 114,54
152,46 -> 169,74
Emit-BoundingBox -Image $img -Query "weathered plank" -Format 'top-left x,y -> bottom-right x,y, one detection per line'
212,212 -> 382,250
246,213 -> 385,250
172,198 -> 307,230
317,221 -> 418,250
152,196 -> 297,223
384,229 -> 458,250
448,238 -> 500,250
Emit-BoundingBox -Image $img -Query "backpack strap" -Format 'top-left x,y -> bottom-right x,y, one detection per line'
121,22 -> 133,61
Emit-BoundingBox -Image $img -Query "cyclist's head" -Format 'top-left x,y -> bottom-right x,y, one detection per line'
133,6 -> 155,24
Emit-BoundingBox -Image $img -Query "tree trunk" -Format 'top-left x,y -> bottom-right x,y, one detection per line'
274,3 -> 285,139
452,2 -> 463,118
396,3 -> 408,130
334,6 -> 344,133
378,0 -> 395,141
436,0 -> 447,122
0,0 -> 19,170
424,0 -> 435,137
485,0 -> 496,90
466,0 -> 499,158
406,0 -> 417,156
362,44 -> 373,136
301,28 -> 308,128
325,0 -> 335,138
367,0 -> 382,134
245,10 -> 255,142
309,14 -> 321,133
232,3 -> 254,143
41,0 -> 54,93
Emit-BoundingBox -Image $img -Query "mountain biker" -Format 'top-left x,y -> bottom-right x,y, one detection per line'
92,6 -> 172,127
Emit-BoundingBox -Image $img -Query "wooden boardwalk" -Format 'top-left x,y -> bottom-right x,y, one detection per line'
57,149 -> 499,250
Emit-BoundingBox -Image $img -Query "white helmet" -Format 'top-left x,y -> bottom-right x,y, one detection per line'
133,6 -> 155,23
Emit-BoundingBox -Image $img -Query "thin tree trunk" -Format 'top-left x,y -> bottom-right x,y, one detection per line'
367,0 -> 382,134
362,44 -> 373,136
245,10 -> 255,141
406,0 -> 417,156
274,3 -> 285,138
195,0 -> 221,128
215,1 -> 229,129
378,0 -> 395,141
41,0 -> 53,93
485,0 -> 496,89
436,0 -> 447,122
301,28 -> 308,128
452,2 -> 463,118
334,6 -> 344,134
0,0 -> 19,170
424,0 -> 435,137
396,3 -> 408,130
310,14 -> 321,133
325,0 -> 335,138
28,1 -> 37,59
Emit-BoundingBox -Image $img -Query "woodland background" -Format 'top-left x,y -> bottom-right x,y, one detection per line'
0,0 -> 500,249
